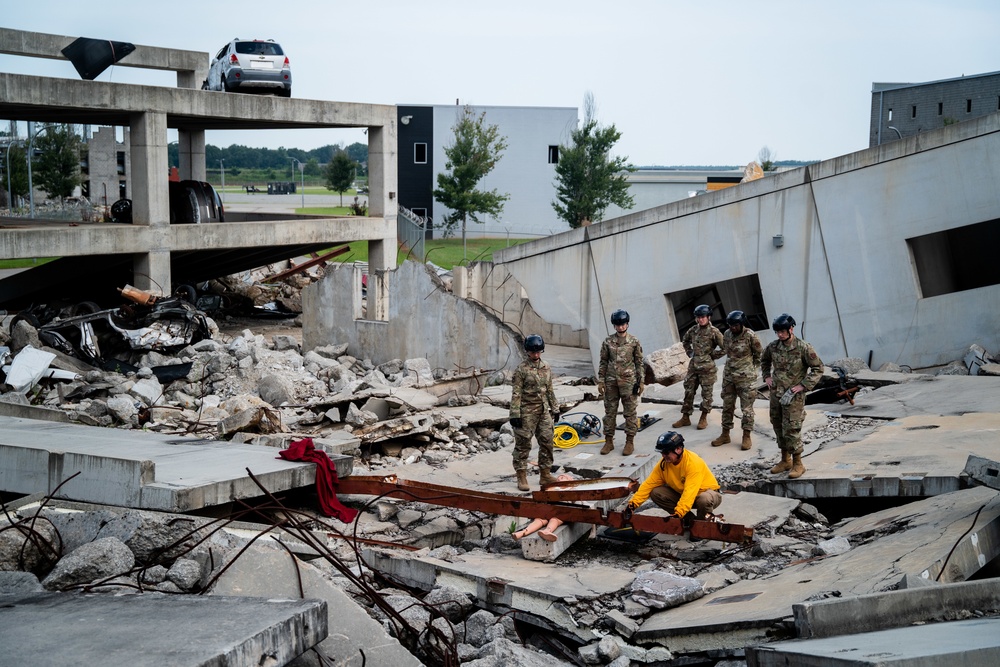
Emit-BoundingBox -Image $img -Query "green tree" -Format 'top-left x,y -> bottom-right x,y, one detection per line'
552,93 -> 635,228
33,124 -> 82,201
3,144 -> 30,207
345,142 -> 368,176
325,150 -> 356,206
304,157 -> 321,177
433,106 -> 509,258
757,146 -> 777,172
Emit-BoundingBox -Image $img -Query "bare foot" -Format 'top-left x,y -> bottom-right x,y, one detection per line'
538,529 -> 557,542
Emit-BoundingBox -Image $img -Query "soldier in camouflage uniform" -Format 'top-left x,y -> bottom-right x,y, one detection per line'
509,335 -> 559,491
712,310 -> 763,451
760,314 -> 824,479
673,304 -> 725,431
598,309 -> 644,456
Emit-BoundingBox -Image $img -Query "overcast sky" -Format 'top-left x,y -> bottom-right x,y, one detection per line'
3,0 -> 998,166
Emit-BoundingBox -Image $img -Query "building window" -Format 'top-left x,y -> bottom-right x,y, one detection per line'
908,220 -> 1000,298
414,143 -> 427,164
967,99 -> 973,113
911,105 -> 917,119
938,102 -> 943,115
888,108 -> 893,121
547,146 -> 559,164
411,207 -> 427,220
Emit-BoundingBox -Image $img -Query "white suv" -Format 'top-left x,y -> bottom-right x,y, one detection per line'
204,39 -> 291,97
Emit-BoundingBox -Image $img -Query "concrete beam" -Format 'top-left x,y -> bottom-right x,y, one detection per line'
0,27 -> 208,88
966,455 -> 1000,491
792,577 -> 1000,639
0,416 -> 353,512
747,618 -> 1000,667
0,591 -> 327,666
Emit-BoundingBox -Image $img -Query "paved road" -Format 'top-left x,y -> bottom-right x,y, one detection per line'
221,191 -> 367,214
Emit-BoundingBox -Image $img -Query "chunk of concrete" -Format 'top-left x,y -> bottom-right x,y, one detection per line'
210,543 -> 422,667
0,590 -> 326,667
519,521 -> 593,562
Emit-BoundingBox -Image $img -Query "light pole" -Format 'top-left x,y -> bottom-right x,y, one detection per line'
219,159 -> 225,203
290,157 -> 304,210
5,138 -> 24,212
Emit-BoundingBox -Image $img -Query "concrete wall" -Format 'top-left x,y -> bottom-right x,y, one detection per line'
494,112 -> 1000,373
429,105 -> 578,240
453,262 -> 589,349
302,260 -> 525,373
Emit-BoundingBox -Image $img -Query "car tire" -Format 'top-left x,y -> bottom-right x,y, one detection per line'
279,88 -> 291,98
223,77 -> 233,93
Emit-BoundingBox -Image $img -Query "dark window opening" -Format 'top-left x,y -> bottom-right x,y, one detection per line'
967,99 -> 973,113
938,102 -> 944,115
411,207 -> 427,220
547,145 -> 559,164
911,105 -> 917,119
908,220 -> 1000,298
667,274 -> 766,336
888,108 -> 893,121
414,143 -> 427,164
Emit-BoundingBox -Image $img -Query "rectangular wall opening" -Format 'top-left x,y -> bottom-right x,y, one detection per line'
414,143 -> 427,164
666,274 -> 766,336
547,145 -> 559,164
908,220 -> 1000,298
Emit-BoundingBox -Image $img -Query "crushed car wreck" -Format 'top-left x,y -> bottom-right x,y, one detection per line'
13,285 -> 213,371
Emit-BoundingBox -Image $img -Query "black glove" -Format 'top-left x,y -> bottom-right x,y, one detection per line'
632,382 -> 640,395
622,505 -> 634,522
551,411 -> 561,422
510,417 -> 523,429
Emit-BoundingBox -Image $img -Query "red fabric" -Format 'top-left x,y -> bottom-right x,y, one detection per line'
277,438 -> 359,523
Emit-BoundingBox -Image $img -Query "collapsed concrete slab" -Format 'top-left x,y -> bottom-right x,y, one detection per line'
747,617 -> 1000,667
634,486 -> 1000,653
210,543 -> 423,667
0,591 -> 327,667
0,415 -> 352,511
360,548 -> 636,643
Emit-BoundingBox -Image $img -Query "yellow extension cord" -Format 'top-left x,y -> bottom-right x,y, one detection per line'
553,424 -> 605,449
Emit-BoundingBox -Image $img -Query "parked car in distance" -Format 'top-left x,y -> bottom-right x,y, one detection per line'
203,38 -> 291,97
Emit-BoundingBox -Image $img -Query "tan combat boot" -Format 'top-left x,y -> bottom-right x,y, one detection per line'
788,454 -> 806,479
711,428 -> 730,447
600,435 -> 614,455
672,414 -> 691,428
741,430 -> 753,451
539,470 -> 557,486
622,434 -> 635,456
697,410 -> 710,430
770,452 -> 792,474
516,470 -> 529,491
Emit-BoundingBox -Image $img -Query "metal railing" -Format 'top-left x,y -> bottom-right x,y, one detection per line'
397,205 -> 427,262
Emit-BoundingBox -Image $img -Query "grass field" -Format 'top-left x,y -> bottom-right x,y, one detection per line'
330,237 -> 531,270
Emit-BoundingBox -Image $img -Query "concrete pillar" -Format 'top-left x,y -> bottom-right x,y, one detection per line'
367,120 -> 397,322
177,129 -> 206,181
129,111 -> 171,295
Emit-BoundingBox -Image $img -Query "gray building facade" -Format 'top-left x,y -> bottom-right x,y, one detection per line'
870,70 -> 1000,147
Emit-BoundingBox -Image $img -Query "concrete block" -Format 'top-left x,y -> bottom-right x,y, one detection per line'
0,590 -> 327,667
519,521 -> 593,562
749,617 -> 1000,666
606,609 -> 640,637
965,454 -> 1000,491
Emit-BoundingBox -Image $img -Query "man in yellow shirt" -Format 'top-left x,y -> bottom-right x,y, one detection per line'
626,432 -> 722,521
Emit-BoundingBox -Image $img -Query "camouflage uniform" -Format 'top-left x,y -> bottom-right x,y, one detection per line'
599,332 -> 644,437
760,337 -> 823,455
680,323 -> 725,415
509,358 -> 558,474
720,327 -> 763,432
